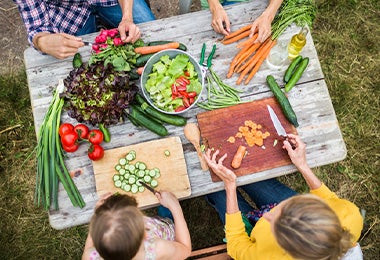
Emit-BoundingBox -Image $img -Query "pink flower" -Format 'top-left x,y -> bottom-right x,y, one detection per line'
113,37 -> 123,46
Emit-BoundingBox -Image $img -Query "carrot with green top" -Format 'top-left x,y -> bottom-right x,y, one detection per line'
222,30 -> 251,45
222,24 -> 252,41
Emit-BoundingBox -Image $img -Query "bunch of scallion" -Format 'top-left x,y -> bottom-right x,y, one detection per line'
197,68 -> 244,110
271,0 -> 317,40
35,80 -> 85,210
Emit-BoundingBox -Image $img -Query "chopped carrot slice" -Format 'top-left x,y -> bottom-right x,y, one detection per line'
227,136 -> 236,143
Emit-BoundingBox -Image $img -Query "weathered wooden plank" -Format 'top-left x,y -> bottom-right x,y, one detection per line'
23,2 -> 345,229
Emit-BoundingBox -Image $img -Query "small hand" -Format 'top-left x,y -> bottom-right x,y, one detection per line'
156,191 -> 181,212
118,20 -> 141,43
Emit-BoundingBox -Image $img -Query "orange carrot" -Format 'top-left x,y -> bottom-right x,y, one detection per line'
222,30 -> 250,45
234,42 -> 261,71
223,24 -> 252,41
236,33 -> 258,49
244,40 -> 277,84
134,42 -> 180,54
235,38 -> 270,75
231,145 -> 247,169
227,42 -> 260,78
236,39 -> 272,85
136,66 -> 144,75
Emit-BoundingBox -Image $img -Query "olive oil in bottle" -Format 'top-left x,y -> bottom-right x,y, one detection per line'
288,26 -> 309,60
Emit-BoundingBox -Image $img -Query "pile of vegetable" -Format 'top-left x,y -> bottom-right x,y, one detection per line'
63,62 -> 138,126
89,29 -> 144,72
36,80 -> 85,210
144,54 -> 202,113
59,122 -> 110,161
113,150 -> 161,194
222,0 -> 316,84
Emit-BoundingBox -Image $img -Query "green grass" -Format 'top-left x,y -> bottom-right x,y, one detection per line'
0,0 -> 379,258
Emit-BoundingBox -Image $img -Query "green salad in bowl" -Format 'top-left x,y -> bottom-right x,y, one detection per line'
141,49 -> 204,114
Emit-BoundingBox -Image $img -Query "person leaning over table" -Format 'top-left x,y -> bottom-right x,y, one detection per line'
13,0 -> 155,59
204,0 -> 283,43
82,191 -> 191,260
203,134 -> 364,260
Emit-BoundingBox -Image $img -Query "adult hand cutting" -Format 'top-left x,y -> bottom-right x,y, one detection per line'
33,33 -> 85,59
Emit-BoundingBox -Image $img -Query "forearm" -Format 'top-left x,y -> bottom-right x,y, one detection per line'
263,0 -> 283,20
208,0 -> 222,13
297,164 -> 322,190
226,184 -> 239,214
170,207 -> 192,250
81,233 -> 94,260
118,0 -> 133,22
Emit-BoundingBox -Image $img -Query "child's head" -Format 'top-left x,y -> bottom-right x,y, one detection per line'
89,194 -> 145,260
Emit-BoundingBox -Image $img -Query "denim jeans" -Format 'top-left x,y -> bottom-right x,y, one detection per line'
205,178 -> 298,224
77,0 -> 155,36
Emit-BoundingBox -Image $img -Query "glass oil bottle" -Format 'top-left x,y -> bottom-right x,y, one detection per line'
288,26 -> 309,60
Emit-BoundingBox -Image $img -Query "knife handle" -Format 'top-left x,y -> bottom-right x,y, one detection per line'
283,136 -> 296,150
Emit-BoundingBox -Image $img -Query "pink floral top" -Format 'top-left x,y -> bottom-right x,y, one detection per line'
89,216 -> 175,260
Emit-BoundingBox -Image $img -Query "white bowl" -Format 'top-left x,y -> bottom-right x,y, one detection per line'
140,49 -> 204,114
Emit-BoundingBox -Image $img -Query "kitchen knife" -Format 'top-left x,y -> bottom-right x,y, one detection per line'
267,105 -> 296,149
138,180 -> 159,194
82,41 -> 92,47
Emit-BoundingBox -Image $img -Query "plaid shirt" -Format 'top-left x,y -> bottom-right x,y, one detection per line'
14,0 -> 119,46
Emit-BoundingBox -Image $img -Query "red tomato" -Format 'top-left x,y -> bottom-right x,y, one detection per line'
59,123 -> 74,137
61,131 -> 79,147
175,106 -> 186,112
88,129 -> 104,145
62,143 -> 79,153
183,96 -> 191,108
184,70 -> 190,77
74,124 -> 89,139
88,144 -> 104,161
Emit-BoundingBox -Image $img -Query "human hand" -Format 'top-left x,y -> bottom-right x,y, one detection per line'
156,191 -> 181,212
118,19 -> 141,43
282,134 -> 308,169
35,33 -> 84,59
210,3 -> 231,35
249,12 -> 273,43
203,149 -> 237,190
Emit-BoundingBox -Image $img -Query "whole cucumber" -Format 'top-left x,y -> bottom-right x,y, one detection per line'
284,57 -> 309,93
283,55 -> 302,83
266,75 -> 299,127
128,105 -> 169,136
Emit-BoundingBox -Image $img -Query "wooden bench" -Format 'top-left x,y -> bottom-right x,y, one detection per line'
188,244 -> 232,260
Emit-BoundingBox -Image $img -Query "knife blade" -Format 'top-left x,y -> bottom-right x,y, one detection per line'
138,180 -> 159,194
82,41 -> 92,47
267,105 -> 287,137
267,105 -> 296,149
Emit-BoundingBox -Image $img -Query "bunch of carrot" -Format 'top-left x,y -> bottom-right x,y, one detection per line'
222,24 -> 276,85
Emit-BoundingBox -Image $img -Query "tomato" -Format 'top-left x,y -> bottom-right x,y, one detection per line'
74,124 -> 89,139
178,76 -> 190,85
61,131 -> 79,147
184,70 -> 190,77
88,129 -> 104,145
175,106 -> 186,112
187,91 -> 197,98
88,144 -> 104,161
62,143 -> 79,153
182,96 -> 191,108
59,123 -> 74,137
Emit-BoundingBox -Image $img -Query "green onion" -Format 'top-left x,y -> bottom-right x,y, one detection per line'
35,80 -> 85,210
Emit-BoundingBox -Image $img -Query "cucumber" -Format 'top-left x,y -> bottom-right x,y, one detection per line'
136,53 -> 155,67
284,57 -> 309,93
283,55 -> 302,83
134,93 -> 187,126
127,105 -> 169,136
266,75 -> 299,127
129,68 -> 140,80
131,103 -> 164,125
147,41 -> 188,51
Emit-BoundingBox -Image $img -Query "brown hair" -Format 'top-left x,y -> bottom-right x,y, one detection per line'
89,194 -> 145,260
273,194 -> 353,260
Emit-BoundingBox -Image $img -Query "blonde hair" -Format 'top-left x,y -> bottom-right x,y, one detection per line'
273,194 -> 353,260
89,194 -> 145,260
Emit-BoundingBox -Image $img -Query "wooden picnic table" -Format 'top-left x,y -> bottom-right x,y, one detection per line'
24,2 -> 346,230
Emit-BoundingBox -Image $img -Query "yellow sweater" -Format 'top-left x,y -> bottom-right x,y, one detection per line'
225,184 -> 363,260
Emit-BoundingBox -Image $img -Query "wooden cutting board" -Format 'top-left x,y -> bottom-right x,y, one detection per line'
197,97 -> 297,182
92,136 -> 191,207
